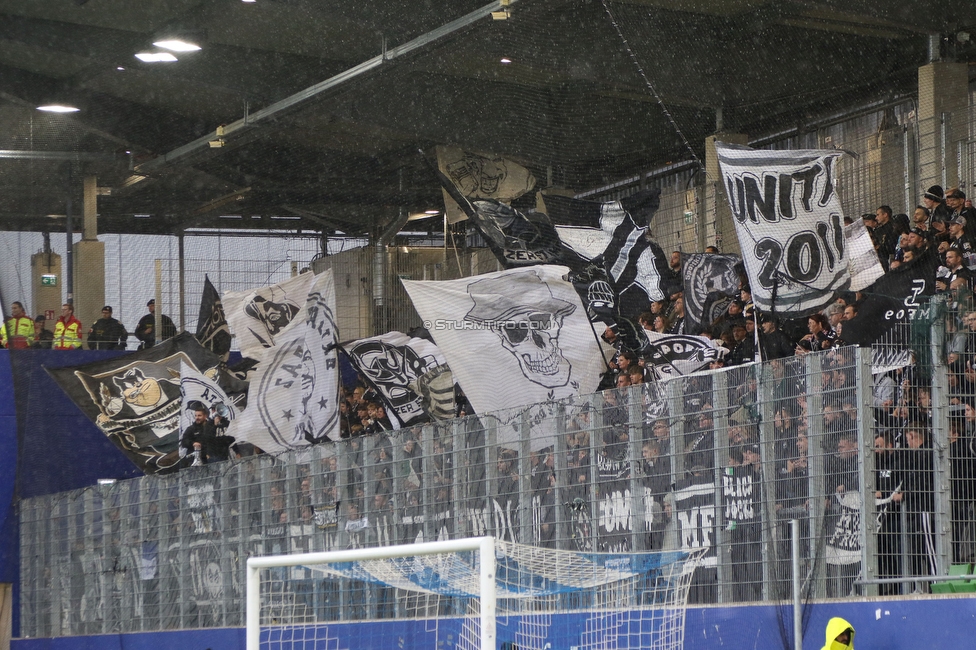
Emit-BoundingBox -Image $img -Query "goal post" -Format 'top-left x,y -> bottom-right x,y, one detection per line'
247,536 -> 497,650
246,536 -> 702,650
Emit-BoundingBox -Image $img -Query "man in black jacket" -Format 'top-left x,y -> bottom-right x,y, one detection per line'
87,306 -> 128,350
758,315 -> 794,360
180,401 -> 234,466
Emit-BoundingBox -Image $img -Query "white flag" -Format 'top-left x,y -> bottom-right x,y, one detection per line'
300,269 -> 341,443
716,143 -> 849,315
223,271 -> 315,357
402,265 -> 603,418
845,218 -> 885,291
179,360 -> 237,442
230,270 -> 340,452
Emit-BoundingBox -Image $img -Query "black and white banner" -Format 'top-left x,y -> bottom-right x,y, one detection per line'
840,247 -> 941,346
223,271 -> 315,357
402,265 -> 604,419
547,189 -> 681,320
716,143 -> 850,316
681,253 -> 741,334
195,275 -> 231,363
46,333 -> 243,473
643,330 -> 728,380
230,271 -> 340,451
436,144 -> 537,224
342,331 -> 448,428
826,490 -> 862,566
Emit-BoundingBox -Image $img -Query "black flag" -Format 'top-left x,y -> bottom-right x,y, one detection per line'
46,332 -> 247,474
195,275 -> 231,362
841,247 -> 941,346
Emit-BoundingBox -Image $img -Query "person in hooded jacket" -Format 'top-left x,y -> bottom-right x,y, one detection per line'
820,616 -> 854,650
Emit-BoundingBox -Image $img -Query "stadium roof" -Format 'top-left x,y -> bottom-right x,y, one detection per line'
0,0 -> 972,236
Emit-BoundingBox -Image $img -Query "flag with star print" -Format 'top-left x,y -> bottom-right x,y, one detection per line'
230,270 -> 340,452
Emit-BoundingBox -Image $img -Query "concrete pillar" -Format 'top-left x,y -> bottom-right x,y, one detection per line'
73,240 -> 105,339
30,251 -> 62,321
73,175 -> 106,339
917,62 -> 968,195
703,133 -> 748,256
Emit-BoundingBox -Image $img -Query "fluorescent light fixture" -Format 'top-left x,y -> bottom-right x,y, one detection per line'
37,104 -> 80,113
135,51 -> 178,62
242,0 -> 257,3
424,209 -> 440,214
116,66 -> 125,71
153,39 -> 201,52
500,57 -> 512,64
97,478 -> 117,486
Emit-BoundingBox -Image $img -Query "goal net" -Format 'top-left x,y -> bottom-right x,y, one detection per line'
246,537 -> 703,650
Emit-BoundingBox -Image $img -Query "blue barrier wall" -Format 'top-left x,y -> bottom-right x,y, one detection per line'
11,596 -> 976,650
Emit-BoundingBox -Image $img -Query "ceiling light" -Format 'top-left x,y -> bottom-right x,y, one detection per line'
500,57 -> 512,64
135,51 -> 178,62
116,66 -> 125,71
424,209 -> 440,214
153,39 -> 201,52
242,0 -> 256,3
37,104 -> 80,113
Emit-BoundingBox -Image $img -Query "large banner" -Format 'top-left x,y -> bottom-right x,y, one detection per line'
342,331 -> 449,428
230,271 -> 340,451
716,143 -> 849,316
436,145 -> 537,224
46,333 -> 244,474
402,265 -> 604,418
223,271 -> 316,357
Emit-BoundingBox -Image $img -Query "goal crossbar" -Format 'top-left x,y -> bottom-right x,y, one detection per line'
246,536 -> 497,650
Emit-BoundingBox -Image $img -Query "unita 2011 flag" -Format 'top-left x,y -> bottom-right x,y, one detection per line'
402,265 -> 604,417
716,143 -> 849,316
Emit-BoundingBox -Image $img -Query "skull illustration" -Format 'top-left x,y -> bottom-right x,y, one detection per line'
465,271 -> 576,388
448,153 -> 508,197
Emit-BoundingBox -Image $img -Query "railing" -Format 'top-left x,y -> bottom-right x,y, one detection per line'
21,308 -> 975,637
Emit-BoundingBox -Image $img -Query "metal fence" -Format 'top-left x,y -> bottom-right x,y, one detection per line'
21,307 -> 973,636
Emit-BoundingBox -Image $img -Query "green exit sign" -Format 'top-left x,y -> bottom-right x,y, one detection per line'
41,274 -> 58,287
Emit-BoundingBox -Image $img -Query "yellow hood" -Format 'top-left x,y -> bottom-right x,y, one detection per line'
821,616 -> 854,650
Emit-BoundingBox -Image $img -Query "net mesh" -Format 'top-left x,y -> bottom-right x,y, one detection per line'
253,540 -> 701,650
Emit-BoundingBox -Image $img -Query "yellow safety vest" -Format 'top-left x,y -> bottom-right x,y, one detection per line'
1,316 -> 35,349
54,316 -> 83,349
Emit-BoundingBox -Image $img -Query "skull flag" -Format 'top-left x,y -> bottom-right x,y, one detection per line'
223,271 -> 315,358
436,145 -> 537,224
716,142 -> 850,316
402,265 -> 604,417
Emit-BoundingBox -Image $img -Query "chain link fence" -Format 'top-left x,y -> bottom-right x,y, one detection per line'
20,307 -> 967,636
